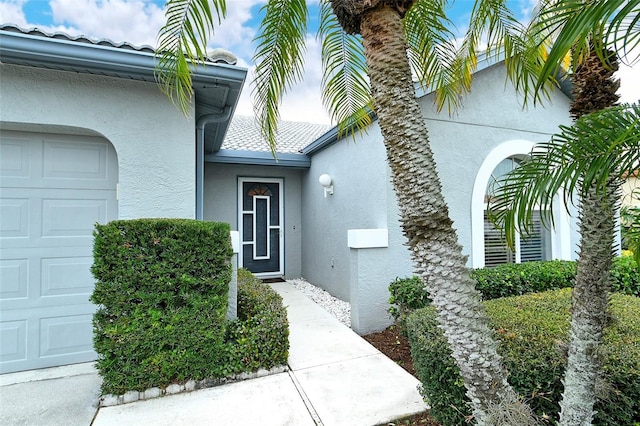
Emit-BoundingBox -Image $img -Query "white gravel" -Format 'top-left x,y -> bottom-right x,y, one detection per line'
287,278 -> 351,328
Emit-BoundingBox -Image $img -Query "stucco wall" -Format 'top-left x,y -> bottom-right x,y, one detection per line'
420,63 -> 575,265
0,63 -> 195,219
203,163 -> 303,278
301,123 -> 413,306
623,176 -> 639,208
301,62 -> 576,333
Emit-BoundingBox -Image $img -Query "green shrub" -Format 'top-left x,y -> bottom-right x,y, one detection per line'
388,276 -> 431,330
91,219 -> 233,395
406,306 -> 470,425
392,259 -> 638,328
471,260 -> 577,300
225,269 -> 289,372
610,255 -> 640,297
407,289 -> 640,425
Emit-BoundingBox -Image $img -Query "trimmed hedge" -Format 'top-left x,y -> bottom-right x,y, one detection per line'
91,220 -> 290,396
388,276 -> 431,329
389,258 -> 640,326
472,258 -> 640,299
471,260 -> 576,299
225,269 -> 289,372
407,289 -> 640,425
610,255 -> 640,296
92,219 -> 233,394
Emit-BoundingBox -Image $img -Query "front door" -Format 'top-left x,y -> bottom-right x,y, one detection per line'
238,178 -> 283,277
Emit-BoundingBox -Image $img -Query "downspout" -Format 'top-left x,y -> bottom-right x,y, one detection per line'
195,106 -> 232,220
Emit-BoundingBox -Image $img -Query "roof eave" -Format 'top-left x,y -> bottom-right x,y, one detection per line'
206,149 -> 311,168
0,28 -> 248,149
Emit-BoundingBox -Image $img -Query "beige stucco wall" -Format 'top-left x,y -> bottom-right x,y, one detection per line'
622,176 -> 639,208
0,63 -> 196,219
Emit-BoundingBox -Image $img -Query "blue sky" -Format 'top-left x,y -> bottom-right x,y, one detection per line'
1,0 -> 638,124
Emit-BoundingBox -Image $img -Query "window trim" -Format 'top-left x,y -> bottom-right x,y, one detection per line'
471,140 -> 572,268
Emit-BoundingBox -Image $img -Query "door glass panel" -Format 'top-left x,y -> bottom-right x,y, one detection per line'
255,198 -> 268,258
269,184 -> 279,226
242,213 -> 253,241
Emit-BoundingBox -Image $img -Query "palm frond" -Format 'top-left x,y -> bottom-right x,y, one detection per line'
463,0 -> 556,106
252,0 -> 308,155
317,1 -> 372,138
402,0 -> 471,113
532,0 -> 640,94
489,104 -> 640,249
155,0 -> 226,114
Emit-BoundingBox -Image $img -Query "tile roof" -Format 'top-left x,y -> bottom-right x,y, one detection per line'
0,24 -> 237,64
223,115 -> 332,153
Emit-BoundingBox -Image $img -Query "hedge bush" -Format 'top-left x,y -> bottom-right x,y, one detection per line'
473,258 -> 639,299
92,219 -> 233,395
610,255 -> 640,296
471,260 -> 576,299
225,269 -> 289,372
389,258 -> 639,327
388,276 -> 431,329
92,222 -> 290,396
407,289 -> 640,425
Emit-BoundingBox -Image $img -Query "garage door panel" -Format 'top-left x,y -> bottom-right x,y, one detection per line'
0,306 -> 96,373
0,198 -> 30,238
39,312 -> 95,358
1,131 -> 117,190
41,256 -> 94,298
0,130 -> 117,373
43,198 -> 107,237
1,188 -> 116,249
43,139 -> 108,181
0,135 -> 31,179
0,320 -> 27,364
0,258 -> 29,300
1,248 -> 94,309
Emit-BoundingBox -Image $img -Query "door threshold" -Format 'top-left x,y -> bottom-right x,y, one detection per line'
260,277 -> 286,283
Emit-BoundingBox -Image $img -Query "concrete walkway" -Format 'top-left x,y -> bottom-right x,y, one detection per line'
1,282 -> 427,426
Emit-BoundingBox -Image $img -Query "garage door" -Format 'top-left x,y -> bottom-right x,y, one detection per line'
0,130 -> 118,373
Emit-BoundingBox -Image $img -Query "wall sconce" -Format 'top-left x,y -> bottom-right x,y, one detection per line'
318,174 -> 334,197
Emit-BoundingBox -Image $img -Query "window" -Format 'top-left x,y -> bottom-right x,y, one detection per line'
483,157 -> 551,267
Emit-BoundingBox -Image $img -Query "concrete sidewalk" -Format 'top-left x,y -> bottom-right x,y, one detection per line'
1,282 -> 427,426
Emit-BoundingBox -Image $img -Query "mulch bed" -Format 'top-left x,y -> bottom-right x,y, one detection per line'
363,326 -> 440,426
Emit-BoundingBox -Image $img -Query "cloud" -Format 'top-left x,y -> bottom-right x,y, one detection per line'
5,0 -> 635,126
235,34 -> 331,125
0,0 -> 29,26
45,0 -> 164,46
617,62 -> 640,104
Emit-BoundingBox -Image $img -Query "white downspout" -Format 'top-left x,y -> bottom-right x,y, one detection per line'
195,107 -> 232,220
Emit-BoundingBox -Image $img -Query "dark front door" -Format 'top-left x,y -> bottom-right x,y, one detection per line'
239,179 -> 283,276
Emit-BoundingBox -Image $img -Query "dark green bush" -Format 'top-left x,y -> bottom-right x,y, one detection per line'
392,258 -> 639,327
610,255 -> 640,296
471,260 -> 577,300
225,269 -> 289,372
407,289 -> 640,425
92,219 -> 233,394
388,276 -> 431,330
406,306 -> 470,425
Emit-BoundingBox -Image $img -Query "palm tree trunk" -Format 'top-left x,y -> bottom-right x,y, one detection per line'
359,5 -> 534,424
559,48 -> 620,426
559,182 -> 617,425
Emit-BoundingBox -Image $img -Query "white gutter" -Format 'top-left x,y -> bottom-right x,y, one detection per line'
196,107 -> 233,219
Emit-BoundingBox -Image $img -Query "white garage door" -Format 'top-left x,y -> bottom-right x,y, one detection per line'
0,130 -> 118,373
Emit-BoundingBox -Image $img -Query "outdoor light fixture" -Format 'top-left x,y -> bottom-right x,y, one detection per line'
318,174 -> 334,197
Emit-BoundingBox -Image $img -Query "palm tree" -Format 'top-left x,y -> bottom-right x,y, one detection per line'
488,104 -> 640,425
518,3 -> 639,423
154,0 -> 547,422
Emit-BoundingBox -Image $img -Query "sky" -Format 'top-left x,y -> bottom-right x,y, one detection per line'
1,0 -> 638,125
